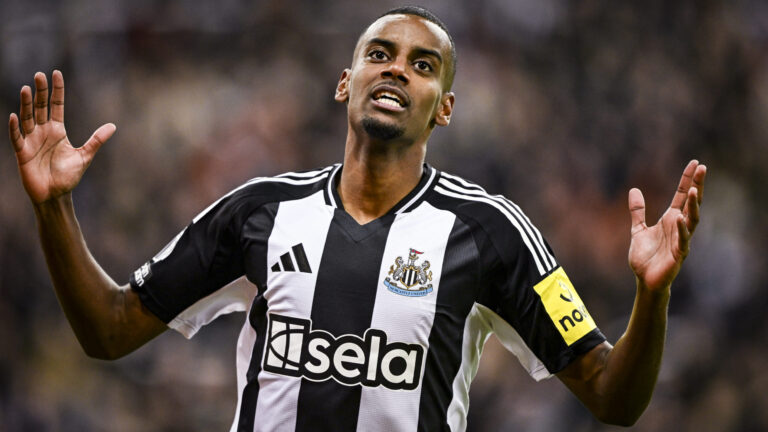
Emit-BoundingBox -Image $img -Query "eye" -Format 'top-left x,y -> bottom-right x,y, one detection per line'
368,49 -> 388,61
414,60 -> 433,72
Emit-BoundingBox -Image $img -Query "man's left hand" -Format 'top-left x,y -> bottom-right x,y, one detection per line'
627,160 -> 707,292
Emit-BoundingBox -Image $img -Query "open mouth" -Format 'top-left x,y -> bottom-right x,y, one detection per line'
372,87 -> 408,109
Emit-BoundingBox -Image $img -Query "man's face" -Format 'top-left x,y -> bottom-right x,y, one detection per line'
335,14 -> 454,143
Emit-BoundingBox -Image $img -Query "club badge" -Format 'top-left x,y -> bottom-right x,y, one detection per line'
383,248 -> 433,297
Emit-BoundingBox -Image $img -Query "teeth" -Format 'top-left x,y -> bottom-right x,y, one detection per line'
374,91 -> 404,107
378,98 -> 401,108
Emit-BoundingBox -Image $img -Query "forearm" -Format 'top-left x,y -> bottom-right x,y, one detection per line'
560,161 -> 705,425
595,280 -> 670,424
33,194 -> 149,358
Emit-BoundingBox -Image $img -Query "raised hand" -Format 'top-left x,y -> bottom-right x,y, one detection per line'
8,71 -> 116,204
628,160 -> 707,291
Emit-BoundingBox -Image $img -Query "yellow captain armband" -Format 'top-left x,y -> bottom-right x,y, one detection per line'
533,267 -> 597,346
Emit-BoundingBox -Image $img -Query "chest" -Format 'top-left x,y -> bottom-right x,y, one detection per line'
252,193 -> 472,343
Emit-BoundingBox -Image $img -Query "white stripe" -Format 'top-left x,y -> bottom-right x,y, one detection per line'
445,303 -> 551,432
357,202 -> 456,432
439,173 -> 556,269
395,166 -> 437,214
498,195 -> 556,269
275,165 -> 335,179
434,184 -> 547,275
170,276 -> 257,338
437,178 -> 555,272
152,229 -> 185,263
326,164 -> 342,208
439,172 -> 485,192
253,190 -> 334,431
474,303 -> 550,381
446,304 -> 493,432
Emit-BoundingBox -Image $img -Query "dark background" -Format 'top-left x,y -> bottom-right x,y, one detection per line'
1,1 -> 766,431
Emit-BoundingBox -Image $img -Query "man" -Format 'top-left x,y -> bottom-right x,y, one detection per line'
8,6 -> 706,432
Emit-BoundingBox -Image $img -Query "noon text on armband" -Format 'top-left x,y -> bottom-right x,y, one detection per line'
263,314 -> 425,391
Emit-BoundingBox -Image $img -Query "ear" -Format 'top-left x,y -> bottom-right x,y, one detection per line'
434,92 -> 455,127
335,68 -> 351,103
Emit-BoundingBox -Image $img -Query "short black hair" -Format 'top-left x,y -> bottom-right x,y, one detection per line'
375,6 -> 457,91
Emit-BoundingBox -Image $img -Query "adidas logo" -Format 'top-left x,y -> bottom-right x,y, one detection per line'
271,243 -> 312,273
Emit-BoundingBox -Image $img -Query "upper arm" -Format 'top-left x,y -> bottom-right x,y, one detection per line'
453,193 -> 606,376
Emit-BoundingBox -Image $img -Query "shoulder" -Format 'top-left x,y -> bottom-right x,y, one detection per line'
228,164 -> 337,204
427,169 -> 558,276
429,170 -> 530,231
192,164 -> 338,225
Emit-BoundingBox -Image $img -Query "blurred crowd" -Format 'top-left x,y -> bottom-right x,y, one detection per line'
1,1 -> 766,431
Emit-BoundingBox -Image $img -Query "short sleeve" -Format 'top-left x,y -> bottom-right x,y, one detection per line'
129,190 -> 253,336
474,201 -> 606,377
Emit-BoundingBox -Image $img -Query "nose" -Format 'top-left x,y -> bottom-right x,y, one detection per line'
381,58 -> 409,84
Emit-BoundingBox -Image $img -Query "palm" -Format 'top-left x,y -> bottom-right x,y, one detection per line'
626,161 -> 706,292
629,209 -> 684,289
16,121 -> 83,203
9,71 -> 115,204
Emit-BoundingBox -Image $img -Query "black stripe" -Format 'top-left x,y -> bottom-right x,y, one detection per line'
417,216 -> 482,430
292,244 -> 312,273
237,203 -> 278,431
271,262 -> 281,272
280,253 -> 295,272
294,210 -> 395,432
237,295 -> 269,431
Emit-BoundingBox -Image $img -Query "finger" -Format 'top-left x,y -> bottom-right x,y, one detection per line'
670,160 -> 699,210
50,70 -> 65,123
19,85 -> 35,134
79,123 -> 116,166
8,114 -> 24,152
676,214 -> 691,255
692,164 -> 707,205
34,72 -> 49,125
628,187 -> 646,234
685,187 -> 700,233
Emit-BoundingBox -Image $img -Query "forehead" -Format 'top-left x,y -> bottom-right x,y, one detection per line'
354,14 -> 451,60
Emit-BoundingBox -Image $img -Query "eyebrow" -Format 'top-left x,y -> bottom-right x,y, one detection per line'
367,37 -> 443,65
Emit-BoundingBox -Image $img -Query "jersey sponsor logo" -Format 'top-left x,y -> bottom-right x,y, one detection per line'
263,313 -> 425,390
133,262 -> 152,287
384,248 -> 434,297
533,267 -> 597,345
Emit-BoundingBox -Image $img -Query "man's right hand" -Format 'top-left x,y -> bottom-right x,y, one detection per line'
8,70 -> 116,204
8,71 -> 165,359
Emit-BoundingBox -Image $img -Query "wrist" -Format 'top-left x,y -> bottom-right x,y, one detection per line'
635,277 -> 671,303
33,193 -> 74,219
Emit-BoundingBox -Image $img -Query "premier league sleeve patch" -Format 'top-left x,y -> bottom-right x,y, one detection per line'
533,267 -> 597,346
132,262 -> 153,287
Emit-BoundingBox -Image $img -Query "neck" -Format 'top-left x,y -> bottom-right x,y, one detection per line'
338,127 -> 427,224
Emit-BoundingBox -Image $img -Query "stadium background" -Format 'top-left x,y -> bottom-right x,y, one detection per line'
1,1 -> 766,430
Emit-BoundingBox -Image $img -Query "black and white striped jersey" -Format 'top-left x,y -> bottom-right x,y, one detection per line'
130,164 -> 605,432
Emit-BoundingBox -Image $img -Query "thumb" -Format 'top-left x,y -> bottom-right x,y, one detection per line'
628,187 -> 646,234
80,123 -> 116,166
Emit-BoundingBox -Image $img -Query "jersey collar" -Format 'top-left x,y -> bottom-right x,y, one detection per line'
323,163 -> 438,215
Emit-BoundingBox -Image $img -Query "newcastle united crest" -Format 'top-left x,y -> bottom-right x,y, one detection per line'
383,248 -> 433,297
